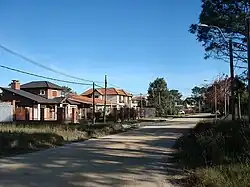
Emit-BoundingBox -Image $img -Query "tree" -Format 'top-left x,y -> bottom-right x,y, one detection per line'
204,75 -> 231,113
169,89 -> 183,114
169,89 -> 182,103
190,86 -> 207,112
190,0 -> 248,65
61,86 -> 77,95
148,78 -> 169,116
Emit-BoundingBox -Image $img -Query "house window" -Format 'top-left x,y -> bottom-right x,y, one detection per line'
40,90 -> 45,95
52,90 -> 57,97
119,95 -> 124,103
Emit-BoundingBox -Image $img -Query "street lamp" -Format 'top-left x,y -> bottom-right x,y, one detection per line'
198,23 -> 235,120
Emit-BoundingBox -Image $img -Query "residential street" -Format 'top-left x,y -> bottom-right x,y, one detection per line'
0,119 -> 199,187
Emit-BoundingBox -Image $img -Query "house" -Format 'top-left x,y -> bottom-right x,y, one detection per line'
0,80 -> 60,121
132,95 -> 148,108
0,80 -> 114,123
20,81 -> 63,99
82,88 -> 133,109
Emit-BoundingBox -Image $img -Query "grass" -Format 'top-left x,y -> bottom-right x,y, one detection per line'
185,164 -> 250,187
173,120 -> 250,187
0,121 -> 138,157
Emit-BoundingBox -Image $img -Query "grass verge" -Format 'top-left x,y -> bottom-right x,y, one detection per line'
0,121 -> 138,157
172,120 -> 250,187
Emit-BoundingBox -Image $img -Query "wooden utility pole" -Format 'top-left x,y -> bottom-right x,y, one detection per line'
158,92 -> 161,105
247,17 -> 250,124
224,91 -> 227,115
140,93 -> 143,108
238,93 -> 241,119
215,84 -> 217,120
92,82 -> 95,125
103,75 -> 107,123
140,93 -> 143,118
229,39 -> 235,120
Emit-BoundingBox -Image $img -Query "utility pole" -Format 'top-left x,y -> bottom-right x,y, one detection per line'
103,75 -> 107,123
92,82 -> 95,125
215,84 -> 217,120
224,91 -> 227,116
158,92 -> 161,105
140,93 -> 143,118
229,38 -> 235,120
238,92 -> 241,120
247,17 -> 250,124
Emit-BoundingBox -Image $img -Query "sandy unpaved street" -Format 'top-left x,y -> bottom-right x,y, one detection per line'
0,119 -> 198,187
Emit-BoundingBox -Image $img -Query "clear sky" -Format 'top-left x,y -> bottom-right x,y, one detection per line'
0,0 -> 229,96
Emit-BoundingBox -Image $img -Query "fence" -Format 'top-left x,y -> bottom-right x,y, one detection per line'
0,102 -> 13,122
91,107 -> 156,122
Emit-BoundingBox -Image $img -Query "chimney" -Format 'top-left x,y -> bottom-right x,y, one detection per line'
10,80 -> 20,90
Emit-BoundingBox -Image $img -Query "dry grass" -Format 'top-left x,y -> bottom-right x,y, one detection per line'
185,164 -> 250,187
173,120 -> 250,187
0,122 -> 136,157
0,124 -> 88,141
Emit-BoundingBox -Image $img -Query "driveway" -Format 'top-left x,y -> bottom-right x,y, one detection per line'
0,119 -> 199,187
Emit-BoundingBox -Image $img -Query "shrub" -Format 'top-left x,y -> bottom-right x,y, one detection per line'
186,164 -> 250,187
174,120 -> 250,168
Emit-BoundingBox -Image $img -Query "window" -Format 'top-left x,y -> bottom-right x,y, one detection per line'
119,95 -> 124,103
52,90 -> 57,97
40,90 -> 45,95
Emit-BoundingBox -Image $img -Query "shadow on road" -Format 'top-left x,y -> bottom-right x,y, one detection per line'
0,125 -> 191,187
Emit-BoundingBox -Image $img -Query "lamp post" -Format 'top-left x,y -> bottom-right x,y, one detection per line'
198,24 -> 235,120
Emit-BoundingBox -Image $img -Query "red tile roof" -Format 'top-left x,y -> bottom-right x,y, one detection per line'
68,95 -> 111,105
82,88 -> 132,96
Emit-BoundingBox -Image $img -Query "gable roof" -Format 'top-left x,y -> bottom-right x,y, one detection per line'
21,81 -> 62,90
82,88 -> 132,97
68,95 -> 112,105
1,87 -> 58,104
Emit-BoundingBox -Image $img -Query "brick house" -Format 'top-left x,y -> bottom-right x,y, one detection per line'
0,80 -> 113,123
0,80 -> 60,121
82,88 -> 133,109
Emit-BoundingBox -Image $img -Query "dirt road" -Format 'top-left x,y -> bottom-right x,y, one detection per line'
0,120 -> 198,187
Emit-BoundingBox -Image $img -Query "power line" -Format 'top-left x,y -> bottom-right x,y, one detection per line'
0,44 -> 104,84
0,65 -> 92,86
0,44 -> 143,94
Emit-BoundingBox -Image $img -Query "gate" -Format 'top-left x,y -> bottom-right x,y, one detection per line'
0,102 -> 13,122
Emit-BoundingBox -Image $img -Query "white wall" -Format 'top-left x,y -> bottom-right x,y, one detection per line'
107,95 -> 118,104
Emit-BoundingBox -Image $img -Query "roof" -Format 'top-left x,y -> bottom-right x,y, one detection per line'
82,88 -> 132,97
132,95 -> 148,100
52,97 -> 67,103
1,88 -> 58,104
21,81 -> 62,90
68,95 -> 112,105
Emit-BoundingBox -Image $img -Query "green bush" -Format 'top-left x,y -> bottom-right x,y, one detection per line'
174,120 -> 250,168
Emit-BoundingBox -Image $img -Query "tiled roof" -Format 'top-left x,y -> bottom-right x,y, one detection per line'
68,95 -> 111,105
21,81 -> 62,90
82,88 -> 132,96
1,88 -> 58,104
52,97 -> 66,103
132,95 -> 148,100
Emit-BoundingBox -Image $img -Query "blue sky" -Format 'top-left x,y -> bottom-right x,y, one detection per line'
0,0 -> 229,96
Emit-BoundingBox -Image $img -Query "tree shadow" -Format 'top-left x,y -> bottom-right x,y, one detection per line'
0,131 -> 64,158
0,124 -> 191,186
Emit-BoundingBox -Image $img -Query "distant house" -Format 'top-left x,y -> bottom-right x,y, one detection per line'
132,95 -> 148,108
82,88 -> 133,109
